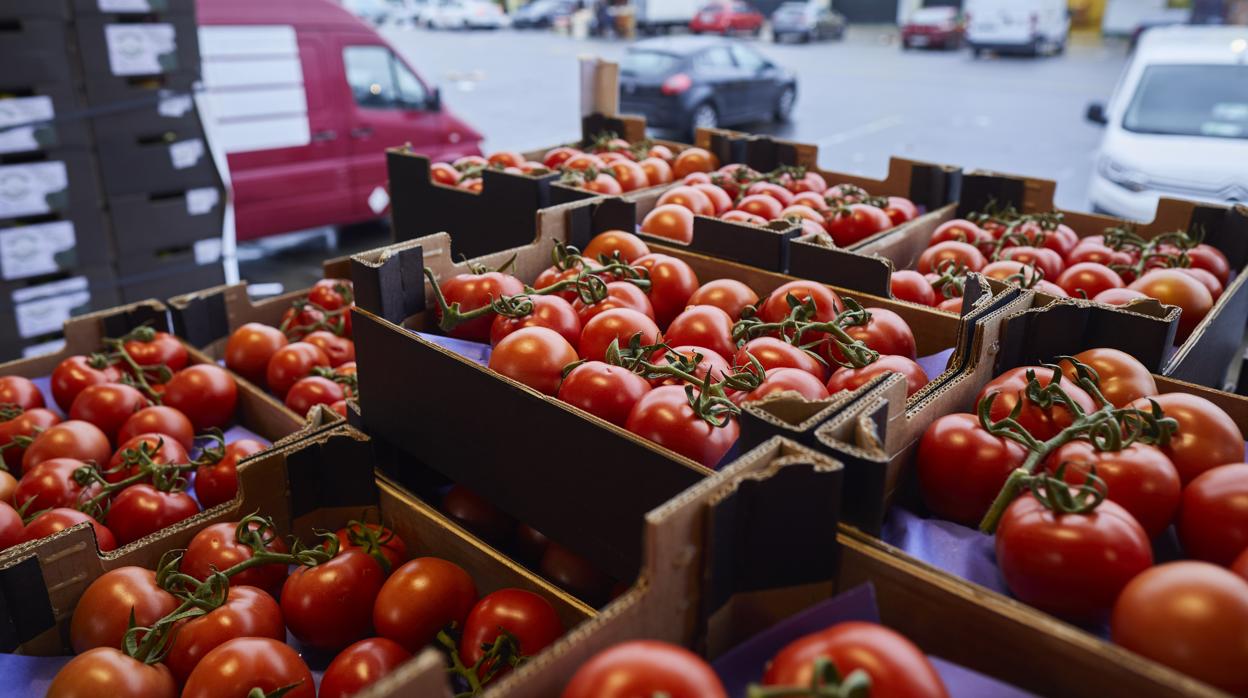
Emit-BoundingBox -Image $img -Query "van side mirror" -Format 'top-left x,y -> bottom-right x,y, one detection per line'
427,87 -> 442,112
1086,102 -> 1107,125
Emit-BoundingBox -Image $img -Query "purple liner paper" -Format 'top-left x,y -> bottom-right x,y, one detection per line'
414,331 -> 492,366
917,347 -> 956,382
711,582 -> 1034,698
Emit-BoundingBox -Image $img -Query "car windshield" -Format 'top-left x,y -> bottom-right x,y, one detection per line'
911,7 -> 954,23
622,51 -> 683,75
1123,64 -> 1248,140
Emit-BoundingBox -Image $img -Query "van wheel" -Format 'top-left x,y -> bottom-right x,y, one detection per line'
691,102 -> 718,135
775,87 -> 796,122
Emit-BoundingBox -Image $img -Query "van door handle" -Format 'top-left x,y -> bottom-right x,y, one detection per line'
311,130 -> 337,142
351,126 -> 374,139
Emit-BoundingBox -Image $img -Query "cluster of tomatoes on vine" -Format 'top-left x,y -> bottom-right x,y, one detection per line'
640,162 -> 917,248
915,347 -> 1248,694
47,513 -> 566,698
894,206 -> 1230,337
0,328 -> 257,556
427,228 -> 928,468
225,278 -> 357,417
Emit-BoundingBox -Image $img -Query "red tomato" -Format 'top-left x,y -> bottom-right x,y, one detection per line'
977,366 -> 1097,441
656,185 -> 714,216
790,191 -> 829,211
1178,463 -> 1248,565
735,337 -> 826,381
117,406 -> 194,452
937,296 -> 964,313
632,253 -> 701,328
533,263 -> 592,303
431,161 -> 461,185
14,457 -> 100,512
652,346 -> 732,387
884,196 -> 919,224
107,484 -> 199,545
304,330 -> 355,367
51,356 -> 122,412
459,177 -> 484,192
663,305 -> 736,361
563,152 -> 604,172
826,355 -> 930,398
917,413 -> 1028,526
488,150 -> 524,168
641,204 -> 695,244
70,566 -> 178,653
1046,441 -> 1180,539
625,385 -> 738,467
737,367 -> 830,404
320,638 -> 412,698
182,520 -> 290,599
758,280 -> 842,326
1129,268 -> 1214,341
164,365 -> 238,431
285,375 -> 346,414
890,269 -> 937,306
1129,392 -> 1243,484
917,241 -> 987,274
0,501 -> 21,550
1012,221 -> 1078,260
182,637 -> 315,698
672,147 -> 718,178
437,271 -> 526,341
580,172 -> 623,195
691,183 -> 732,215
578,308 -> 661,363
282,549 -> 385,651
558,361 -> 652,427
648,144 -> 675,162
453,155 -> 488,170
778,204 -> 825,226
824,204 -> 893,246
1057,347 -> 1157,408
442,485 -> 515,544
107,433 -> 191,483
489,326 -> 579,396
194,439 -> 266,509
47,648 -> 176,698
686,279 -> 758,321
22,507 -> 114,551
334,522 -> 408,572
606,161 -> 647,192
374,557 -> 478,653
1112,562 -> 1248,695
735,194 -> 784,221
562,641 -> 726,698
543,146 -> 579,169
0,376 -> 42,410
459,589 -> 563,679
165,585 -> 286,685
1187,244 -> 1231,285
1093,287 -> 1149,306
998,246 -> 1065,280
1067,242 -> 1132,268
582,230 -> 651,263
1179,266 -> 1224,301
762,621 -> 948,698
538,542 -> 611,603
720,209 -> 768,226
1056,262 -> 1124,299
745,181 -> 796,207
266,342 -> 330,398
0,470 -> 13,505
929,219 -> 987,248
832,307 -> 917,362
490,295 -> 581,348
123,331 -> 188,376
573,281 -> 655,323
639,157 -> 674,186
70,383 -> 147,443
0,407 -> 60,469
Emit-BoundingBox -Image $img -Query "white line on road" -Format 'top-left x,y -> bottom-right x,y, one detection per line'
816,115 -> 904,148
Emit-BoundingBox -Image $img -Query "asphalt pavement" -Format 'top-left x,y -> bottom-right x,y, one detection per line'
382,24 -> 1130,211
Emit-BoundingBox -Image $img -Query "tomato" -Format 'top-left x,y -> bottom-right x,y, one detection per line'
632,254 -> 701,327
641,203 -> 695,244
758,280 -> 842,326
15,457 -> 100,511
320,638 -> 412,698
638,157 -> 673,186
108,484 -> 200,545
1067,242 -> 1132,268
281,549 -> 385,651
735,194 -> 784,221
304,329 -> 355,368
69,383 -> 147,443
70,566 -> 178,653
490,295 -> 582,348
690,184 -> 731,216
737,367 -> 829,404
454,155 -> 488,170
488,326 -> 579,396
653,346 -> 732,386
826,355 -> 930,398
284,375 -> 346,415
558,361 -> 652,427
0,470 -> 13,504
917,241 -> 987,274
685,279 -> 758,321
998,246 -> 1064,280
374,557 -> 478,652
51,356 -> 122,412
977,366 -> 1097,441
573,281 -> 655,324
929,219 -> 987,247
606,160 -> 648,192
917,413 -> 1028,526
543,146 -> 579,169
117,406 -> 195,452
1187,243 -> 1231,285
625,385 -> 738,467
1178,463 -> 1248,565
0,501 -> 21,550
334,522 -> 408,572
442,485 -> 515,544
1011,222 -> 1078,260
23,507 -> 115,550
762,621 -> 948,698
832,307 -> 917,363
742,182 -> 793,207
824,204 -> 893,246
1178,266 -> 1224,301
579,171 -> 623,195
0,407 -> 59,470
182,637 -> 315,698
778,204 -> 825,226
884,196 -> 919,225
937,296 -> 964,313
1057,348 -> 1156,408
1046,441 -> 1180,539
163,365 -> 238,431
485,151 -> 523,168
165,584 -> 285,684
562,640 -> 726,698
790,191 -> 829,211
182,521 -> 290,599
1054,262 -> 1123,299
431,161 -> 461,186
0,376 -> 42,410
124,331 -> 188,376
1128,392 -> 1243,484
533,264 -> 592,303
539,542 -> 611,603
1129,268 -> 1214,341
563,153 -> 605,172
720,209 -> 768,226
48,648 -> 177,698
578,308 -> 662,363
735,337 -> 825,381
1112,562 -> 1248,694
663,305 -> 736,361
890,269 -> 936,306
460,588 -> 563,678
266,342 -> 330,398
108,433 -> 191,483
672,147 -> 718,178
1093,287 -> 1149,306
194,439 -> 266,509
459,177 -> 483,193
436,271 -> 526,342
583,230 -> 651,263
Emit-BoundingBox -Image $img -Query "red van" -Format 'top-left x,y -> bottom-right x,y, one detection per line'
195,0 -> 483,240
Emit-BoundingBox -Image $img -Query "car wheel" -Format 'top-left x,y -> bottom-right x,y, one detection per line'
774,87 -> 796,122
691,102 -> 718,133
971,46 -> 982,58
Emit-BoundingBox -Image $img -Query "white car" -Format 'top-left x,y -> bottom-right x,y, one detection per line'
964,0 -> 1070,57
425,0 -> 510,29
1087,26 -> 1248,221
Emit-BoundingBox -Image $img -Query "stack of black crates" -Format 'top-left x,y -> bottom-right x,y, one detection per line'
0,0 -> 226,360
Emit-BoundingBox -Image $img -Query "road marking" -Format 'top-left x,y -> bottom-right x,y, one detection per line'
816,115 -> 904,147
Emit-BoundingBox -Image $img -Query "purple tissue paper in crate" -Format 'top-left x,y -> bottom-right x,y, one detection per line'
710,582 -> 1035,698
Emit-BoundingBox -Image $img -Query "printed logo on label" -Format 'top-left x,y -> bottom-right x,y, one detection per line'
105,24 -> 178,76
0,221 -> 76,281
169,139 -> 206,170
186,187 -> 220,216
0,97 -> 55,155
0,162 -> 69,220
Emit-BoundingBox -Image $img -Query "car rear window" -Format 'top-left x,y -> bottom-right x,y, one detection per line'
1124,64 -> 1248,139
622,51 -> 683,75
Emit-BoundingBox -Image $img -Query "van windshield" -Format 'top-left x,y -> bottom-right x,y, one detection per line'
1123,64 -> 1248,140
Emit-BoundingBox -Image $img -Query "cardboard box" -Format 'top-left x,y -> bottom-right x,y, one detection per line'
0,152 -> 102,225
0,425 -> 593,658
71,0 -> 197,16
107,185 -> 224,258
89,87 -> 202,145
95,132 -> 218,197
5,0 -> 72,19
1,18 -> 78,90
0,268 -> 120,362
0,212 -> 111,286
117,256 -> 225,304
75,15 -> 201,85
0,85 -> 92,157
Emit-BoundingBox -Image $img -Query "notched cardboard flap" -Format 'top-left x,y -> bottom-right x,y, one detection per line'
1199,203 -> 1248,268
810,394 -> 894,533
705,131 -> 801,172
785,236 -> 892,297
0,555 -> 55,651
908,162 -> 963,210
996,298 -> 1179,374
285,429 -> 378,520
956,172 -> 1029,217
350,241 -> 427,324
168,283 -> 233,347
581,112 -> 640,144
566,196 -> 638,250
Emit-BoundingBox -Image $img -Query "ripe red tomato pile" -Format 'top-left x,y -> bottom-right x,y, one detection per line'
915,347 -> 1248,693
0,329 -> 261,555
427,230 -> 929,467
562,620 -> 949,698
640,163 -> 916,246
225,278 -> 357,416
47,513 -> 566,698
899,209 -> 1228,338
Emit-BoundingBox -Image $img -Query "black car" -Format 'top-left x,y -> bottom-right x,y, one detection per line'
618,37 -> 797,137
512,0 -> 576,29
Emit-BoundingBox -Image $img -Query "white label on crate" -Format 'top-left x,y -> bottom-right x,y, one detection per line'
22,337 -> 66,358
98,0 -> 153,11
12,277 -> 90,339
158,94 -> 194,118
0,162 -> 69,220
0,221 -> 77,281
193,238 -> 222,264
0,97 -> 54,155
186,187 -> 219,216
367,186 -> 390,214
169,139 -> 205,170
105,24 -> 177,76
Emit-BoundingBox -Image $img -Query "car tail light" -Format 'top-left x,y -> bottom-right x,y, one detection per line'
661,73 -> 693,96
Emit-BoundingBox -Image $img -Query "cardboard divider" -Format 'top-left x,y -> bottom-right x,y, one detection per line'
0,425 -> 593,657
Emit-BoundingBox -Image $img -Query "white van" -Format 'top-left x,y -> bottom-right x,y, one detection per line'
964,0 -> 1070,57
1086,26 -> 1248,221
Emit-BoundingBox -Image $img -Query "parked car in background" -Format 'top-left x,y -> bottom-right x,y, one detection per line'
196,0 -> 483,240
899,6 -> 963,49
690,2 -> 765,36
771,1 -> 846,43
342,0 -> 392,24
634,0 -> 702,34
424,0 -> 511,29
513,0 -> 577,28
618,37 -> 796,137
1086,26 -> 1248,221
965,0 -> 1070,56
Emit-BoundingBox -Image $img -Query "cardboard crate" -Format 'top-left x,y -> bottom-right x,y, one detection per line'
0,211 -> 111,287
117,255 -> 226,304
5,0 -> 72,19
107,185 -> 223,258
94,130 -> 218,197
0,424 -> 593,682
75,14 -> 201,89
0,151 -> 102,226
89,86 -> 202,145
71,0 -> 197,15
1,17 -> 78,90
0,85 -> 92,157
0,268 -> 120,362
